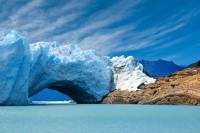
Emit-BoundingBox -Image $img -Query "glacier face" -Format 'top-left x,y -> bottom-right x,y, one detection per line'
0,31 -> 112,105
0,31 -> 155,105
111,56 -> 155,91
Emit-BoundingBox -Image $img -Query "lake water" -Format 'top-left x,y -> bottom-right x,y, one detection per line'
0,105 -> 200,133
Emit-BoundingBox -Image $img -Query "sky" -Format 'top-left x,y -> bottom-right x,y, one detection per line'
0,0 -> 200,65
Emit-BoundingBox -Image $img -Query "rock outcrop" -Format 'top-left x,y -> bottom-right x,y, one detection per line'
102,64 -> 200,105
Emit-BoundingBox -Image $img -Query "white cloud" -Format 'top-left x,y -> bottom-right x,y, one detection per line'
162,54 -> 181,61
0,0 -> 199,56
110,10 -> 198,54
51,0 -> 141,42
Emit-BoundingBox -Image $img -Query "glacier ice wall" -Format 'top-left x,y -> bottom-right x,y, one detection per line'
0,32 -> 30,105
0,31 -> 112,105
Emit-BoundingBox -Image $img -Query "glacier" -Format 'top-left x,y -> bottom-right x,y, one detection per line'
111,56 -> 155,91
0,31 -> 112,105
0,31 -> 155,105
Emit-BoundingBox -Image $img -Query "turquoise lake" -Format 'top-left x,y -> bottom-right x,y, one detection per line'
0,105 -> 200,133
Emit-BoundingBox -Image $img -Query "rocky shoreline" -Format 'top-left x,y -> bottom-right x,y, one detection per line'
102,63 -> 200,105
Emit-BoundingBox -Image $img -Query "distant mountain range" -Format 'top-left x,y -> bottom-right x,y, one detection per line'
140,59 -> 185,77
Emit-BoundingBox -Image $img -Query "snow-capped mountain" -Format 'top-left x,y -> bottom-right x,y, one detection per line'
140,59 -> 185,77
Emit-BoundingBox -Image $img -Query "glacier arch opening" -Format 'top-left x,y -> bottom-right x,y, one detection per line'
30,88 -> 71,102
29,80 -> 99,103
47,80 -> 99,103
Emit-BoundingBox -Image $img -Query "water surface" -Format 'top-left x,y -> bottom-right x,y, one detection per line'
0,105 -> 200,133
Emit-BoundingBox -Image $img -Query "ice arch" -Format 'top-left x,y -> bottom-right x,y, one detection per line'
0,31 -> 155,105
0,31 -> 112,105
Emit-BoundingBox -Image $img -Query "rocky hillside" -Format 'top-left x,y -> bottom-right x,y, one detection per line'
102,61 -> 200,105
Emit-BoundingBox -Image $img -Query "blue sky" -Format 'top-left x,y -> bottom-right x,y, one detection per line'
0,0 -> 200,65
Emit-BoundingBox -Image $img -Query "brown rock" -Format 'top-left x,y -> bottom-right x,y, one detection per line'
102,65 -> 200,105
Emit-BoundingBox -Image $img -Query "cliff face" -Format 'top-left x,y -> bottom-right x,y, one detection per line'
102,64 -> 200,105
